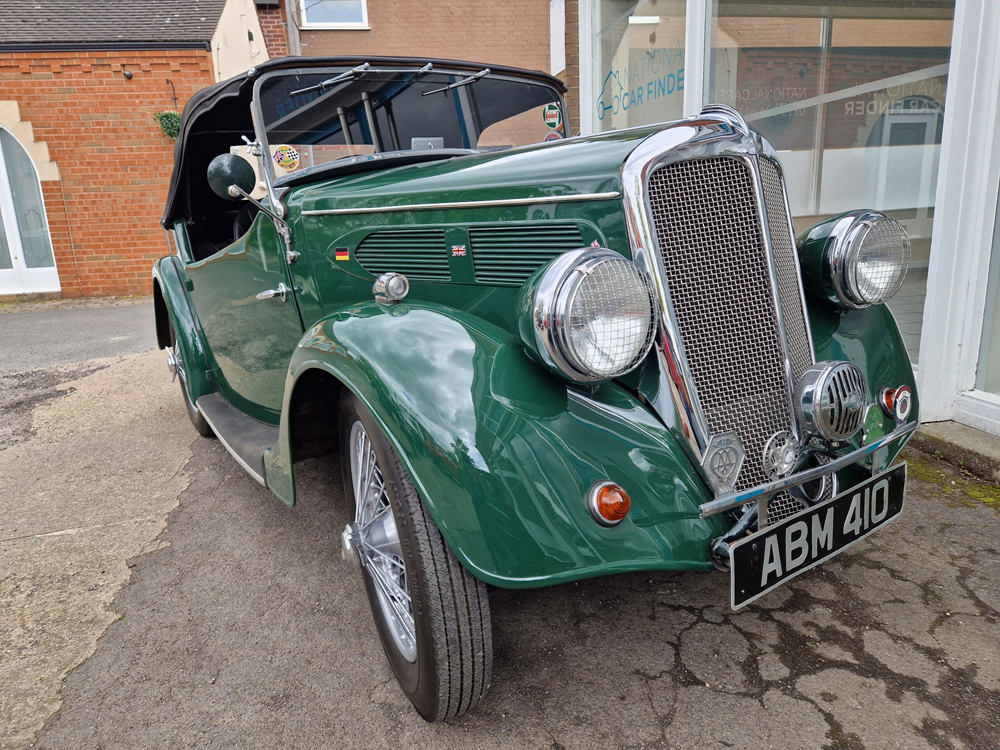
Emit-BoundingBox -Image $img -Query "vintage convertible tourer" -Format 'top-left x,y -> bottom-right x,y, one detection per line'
155,56 -> 918,720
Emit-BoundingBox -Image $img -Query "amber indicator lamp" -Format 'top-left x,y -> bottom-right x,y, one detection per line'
587,481 -> 631,526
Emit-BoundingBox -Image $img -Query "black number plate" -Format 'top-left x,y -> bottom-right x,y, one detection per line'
730,463 -> 906,609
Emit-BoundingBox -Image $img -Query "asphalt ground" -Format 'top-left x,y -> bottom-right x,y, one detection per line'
3,300 -> 1000,750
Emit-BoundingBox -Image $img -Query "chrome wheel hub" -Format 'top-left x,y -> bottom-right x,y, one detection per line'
349,421 -> 416,663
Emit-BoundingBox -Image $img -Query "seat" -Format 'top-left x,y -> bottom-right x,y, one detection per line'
232,202 -> 260,242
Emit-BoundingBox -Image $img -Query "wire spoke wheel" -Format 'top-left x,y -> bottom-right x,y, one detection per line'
340,392 -> 492,720
350,420 -> 417,662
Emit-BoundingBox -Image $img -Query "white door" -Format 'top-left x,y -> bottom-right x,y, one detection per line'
0,128 -> 60,296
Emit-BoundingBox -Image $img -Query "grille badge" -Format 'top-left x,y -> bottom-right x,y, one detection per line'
762,431 -> 799,480
701,432 -> 745,494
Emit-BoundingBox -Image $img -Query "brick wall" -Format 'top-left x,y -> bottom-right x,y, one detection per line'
0,50 -> 215,298
258,2 -> 289,58
296,0 -> 550,74
563,0 -> 580,133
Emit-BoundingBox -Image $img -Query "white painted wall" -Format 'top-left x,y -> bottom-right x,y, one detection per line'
550,0 -> 566,76
211,0 -> 270,82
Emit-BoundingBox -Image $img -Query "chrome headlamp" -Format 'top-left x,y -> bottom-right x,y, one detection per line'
517,247 -> 658,384
825,210 -> 911,309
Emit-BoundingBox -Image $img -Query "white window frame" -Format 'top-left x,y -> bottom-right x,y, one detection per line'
299,0 -> 369,30
917,0 -> 1000,431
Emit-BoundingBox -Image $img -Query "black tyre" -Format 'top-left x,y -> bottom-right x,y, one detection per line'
339,392 -> 492,721
167,319 -> 213,438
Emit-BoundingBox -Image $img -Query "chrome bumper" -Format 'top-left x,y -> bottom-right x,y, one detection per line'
698,421 -> 918,518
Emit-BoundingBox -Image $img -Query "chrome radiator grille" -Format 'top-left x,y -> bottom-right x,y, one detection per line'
647,156 -> 810,495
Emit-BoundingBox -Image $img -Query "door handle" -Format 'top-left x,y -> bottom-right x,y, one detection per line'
256,282 -> 289,302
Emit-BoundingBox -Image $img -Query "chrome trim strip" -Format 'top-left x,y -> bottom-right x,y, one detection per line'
302,191 -> 621,216
196,404 -> 267,486
698,421 -> 917,518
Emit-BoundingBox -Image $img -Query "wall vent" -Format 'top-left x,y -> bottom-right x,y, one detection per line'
470,224 -> 586,286
355,229 -> 450,281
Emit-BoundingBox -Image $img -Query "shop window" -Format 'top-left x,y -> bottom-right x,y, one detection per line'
300,0 -> 368,28
707,2 -> 955,364
592,0 -> 687,131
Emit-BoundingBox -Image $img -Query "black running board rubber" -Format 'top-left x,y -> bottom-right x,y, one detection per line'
196,393 -> 279,486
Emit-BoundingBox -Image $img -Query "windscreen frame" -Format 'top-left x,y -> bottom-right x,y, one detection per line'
250,65 -> 569,200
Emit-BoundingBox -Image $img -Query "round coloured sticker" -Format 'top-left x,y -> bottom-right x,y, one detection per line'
272,145 -> 300,172
544,132 -> 563,142
542,102 -> 563,130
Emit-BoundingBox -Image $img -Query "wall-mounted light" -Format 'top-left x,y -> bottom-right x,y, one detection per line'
122,65 -> 133,80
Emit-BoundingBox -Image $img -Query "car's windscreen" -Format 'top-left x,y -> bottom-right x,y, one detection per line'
256,68 -> 566,179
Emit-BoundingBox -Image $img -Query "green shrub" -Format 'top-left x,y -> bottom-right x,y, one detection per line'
154,110 -> 181,141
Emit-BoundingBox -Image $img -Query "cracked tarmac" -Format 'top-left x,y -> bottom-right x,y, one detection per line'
3,348 -> 1000,749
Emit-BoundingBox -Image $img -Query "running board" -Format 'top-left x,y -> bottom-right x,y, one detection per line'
196,393 -> 278,486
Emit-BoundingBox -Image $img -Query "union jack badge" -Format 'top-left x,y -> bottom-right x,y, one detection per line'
451,245 -> 467,257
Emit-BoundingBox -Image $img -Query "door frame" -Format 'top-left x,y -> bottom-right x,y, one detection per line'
0,125 -> 60,296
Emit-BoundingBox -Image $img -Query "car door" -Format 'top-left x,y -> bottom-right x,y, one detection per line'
185,210 -> 303,420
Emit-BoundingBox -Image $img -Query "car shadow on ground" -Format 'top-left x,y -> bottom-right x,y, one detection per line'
34,441 -> 1000,750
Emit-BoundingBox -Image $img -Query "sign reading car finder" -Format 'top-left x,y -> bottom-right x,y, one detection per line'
729,463 -> 906,609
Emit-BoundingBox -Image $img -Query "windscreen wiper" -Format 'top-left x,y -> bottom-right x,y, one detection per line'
421,68 -> 490,96
290,62 -> 434,97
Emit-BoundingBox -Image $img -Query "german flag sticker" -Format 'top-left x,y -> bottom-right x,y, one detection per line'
335,247 -> 350,262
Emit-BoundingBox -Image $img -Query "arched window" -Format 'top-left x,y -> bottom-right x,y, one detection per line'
0,127 -> 58,294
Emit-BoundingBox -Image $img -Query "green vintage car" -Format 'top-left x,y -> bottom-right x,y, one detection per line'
155,56 -> 918,720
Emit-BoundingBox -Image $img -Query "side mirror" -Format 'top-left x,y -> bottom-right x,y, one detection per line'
207,153 -> 256,201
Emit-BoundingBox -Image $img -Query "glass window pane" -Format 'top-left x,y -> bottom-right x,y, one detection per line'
0,208 -> 11,270
975,193 -> 1000,394
0,129 -> 55,269
592,0 -> 687,132
708,2 -> 955,364
303,0 -> 364,24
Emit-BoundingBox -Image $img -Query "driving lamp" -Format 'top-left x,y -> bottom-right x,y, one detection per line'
804,210 -> 911,309
517,247 -> 658,384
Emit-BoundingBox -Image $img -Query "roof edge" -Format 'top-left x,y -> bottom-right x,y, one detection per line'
0,41 -> 212,52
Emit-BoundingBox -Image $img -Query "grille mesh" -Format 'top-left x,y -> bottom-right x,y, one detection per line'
647,157 -> 792,493
356,229 -> 449,281
760,158 -> 814,380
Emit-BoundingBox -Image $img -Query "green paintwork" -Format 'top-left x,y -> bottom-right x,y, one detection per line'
185,211 -> 304,421
152,254 -> 213,406
153,101 -> 919,589
264,300 -> 730,587
807,298 -> 919,467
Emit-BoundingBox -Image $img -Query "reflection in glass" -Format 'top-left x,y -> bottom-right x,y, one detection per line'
0,207 -> 11,270
592,0 -> 687,132
302,0 -> 364,25
707,2 -> 955,363
975,193 -> 1000,395
0,129 -> 55,269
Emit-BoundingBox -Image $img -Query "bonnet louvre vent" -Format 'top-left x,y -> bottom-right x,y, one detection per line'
471,225 -> 586,286
356,229 -> 450,281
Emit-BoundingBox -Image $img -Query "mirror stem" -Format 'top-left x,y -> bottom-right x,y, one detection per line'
228,184 -> 282,223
